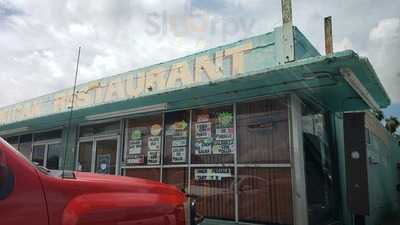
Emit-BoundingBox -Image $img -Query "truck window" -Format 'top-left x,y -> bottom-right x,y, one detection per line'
0,147 -> 15,200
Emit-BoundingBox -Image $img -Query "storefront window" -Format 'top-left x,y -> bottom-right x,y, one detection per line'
126,114 -> 163,166
5,136 -> 19,149
164,111 -> 190,165
19,134 -> 32,159
163,168 -> 188,192
79,121 -> 120,137
32,145 -> 45,166
34,130 -> 62,142
190,167 -> 235,220
238,168 -> 293,224
191,105 -> 234,164
236,97 -> 293,225
78,142 -> 93,172
303,111 -> 337,225
237,97 -> 290,164
46,143 -> 63,170
125,168 -> 160,181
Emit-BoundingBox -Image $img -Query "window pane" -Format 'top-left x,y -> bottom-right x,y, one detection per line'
238,167 -> 293,225
34,130 -> 62,142
80,121 -> 120,137
164,111 -> 190,165
95,139 -> 118,174
163,168 -> 188,192
191,106 -> 234,164
237,97 -> 290,164
303,112 -> 336,224
125,168 -> 160,181
190,167 -> 235,220
126,114 -> 163,166
78,142 -> 93,172
32,145 -> 45,166
19,134 -> 32,159
47,143 -> 63,170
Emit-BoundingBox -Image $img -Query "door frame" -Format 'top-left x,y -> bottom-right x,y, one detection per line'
32,139 -> 62,168
76,134 -> 121,175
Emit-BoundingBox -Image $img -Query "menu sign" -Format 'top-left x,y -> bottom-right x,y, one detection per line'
172,146 -> 186,163
147,151 -> 160,165
195,122 -> 212,138
148,136 -> 161,150
194,168 -> 232,181
128,140 -> 142,154
195,139 -> 212,155
212,140 -> 234,154
127,154 -> 144,164
215,128 -> 234,140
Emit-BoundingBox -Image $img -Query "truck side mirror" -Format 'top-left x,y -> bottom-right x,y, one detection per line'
0,149 -> 14,200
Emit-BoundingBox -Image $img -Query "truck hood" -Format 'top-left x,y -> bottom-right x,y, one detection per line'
72,171 -> 182,196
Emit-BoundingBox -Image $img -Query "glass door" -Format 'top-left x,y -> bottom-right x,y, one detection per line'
77,141 -> 93,172
77,136 -> 120,175
95,138 -> 118,175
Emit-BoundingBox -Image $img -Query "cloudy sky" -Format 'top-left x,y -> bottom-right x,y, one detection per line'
0,0 -> 399,118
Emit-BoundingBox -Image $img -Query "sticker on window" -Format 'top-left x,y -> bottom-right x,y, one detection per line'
147,151 -> 160,165
148,136 -> 161,150
195,122 -> 212,138
172,146 -> 186,163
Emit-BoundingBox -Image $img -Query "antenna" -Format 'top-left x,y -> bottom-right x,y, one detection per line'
62,47 -> 81,178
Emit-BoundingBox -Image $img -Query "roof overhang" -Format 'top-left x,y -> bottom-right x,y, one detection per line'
0,50 -> 390,132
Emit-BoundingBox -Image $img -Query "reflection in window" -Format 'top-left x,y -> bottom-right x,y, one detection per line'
190,167 -> 235,220
125,168 -> 160,181
126,115 -> 163,166
78,142 -> 93,172
237,97 -> 290,164
32,145 -> 45,166
47,143 -> 63,170
238,168 -> 293,224
303,113 -> 337,225
191,106 -> 234,164
163,168 -> 188,192
19,134 -> 33,160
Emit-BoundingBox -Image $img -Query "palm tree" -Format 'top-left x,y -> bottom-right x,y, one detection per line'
385,116 -> 400,134
374,110 -> 384,122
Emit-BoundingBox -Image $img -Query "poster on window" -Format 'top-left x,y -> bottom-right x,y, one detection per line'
148,136 -> 161,150
96,154 -> 111,174
172,138 -> 187,147
128,140 -> 142,154
195,138 -> 212,155
147,151 -> 160,165
195,122 -> 211,138
215,128 -> 234,140
212,140 -> 234,154
172,146 -> 186,163
127,154 -> 144,164
194,168 -> 232,181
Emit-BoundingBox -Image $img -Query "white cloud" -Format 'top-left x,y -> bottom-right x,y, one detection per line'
0,0 -> 399,108
334,37 -> 353,51
369,17 -> 400,42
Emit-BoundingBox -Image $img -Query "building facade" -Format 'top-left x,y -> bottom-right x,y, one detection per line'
0,25 -> 399,225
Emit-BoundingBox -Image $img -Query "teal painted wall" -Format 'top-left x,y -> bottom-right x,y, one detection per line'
365,114 -> 400,225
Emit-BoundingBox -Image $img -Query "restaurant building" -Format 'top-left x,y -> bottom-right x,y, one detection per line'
0,5 -> 399,225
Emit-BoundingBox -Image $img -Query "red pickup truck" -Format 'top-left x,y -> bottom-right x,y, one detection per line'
0,138 -> 198,225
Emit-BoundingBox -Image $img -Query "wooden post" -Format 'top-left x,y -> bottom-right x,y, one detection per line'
324,16 -> 333,55
281,0 -> 295,62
